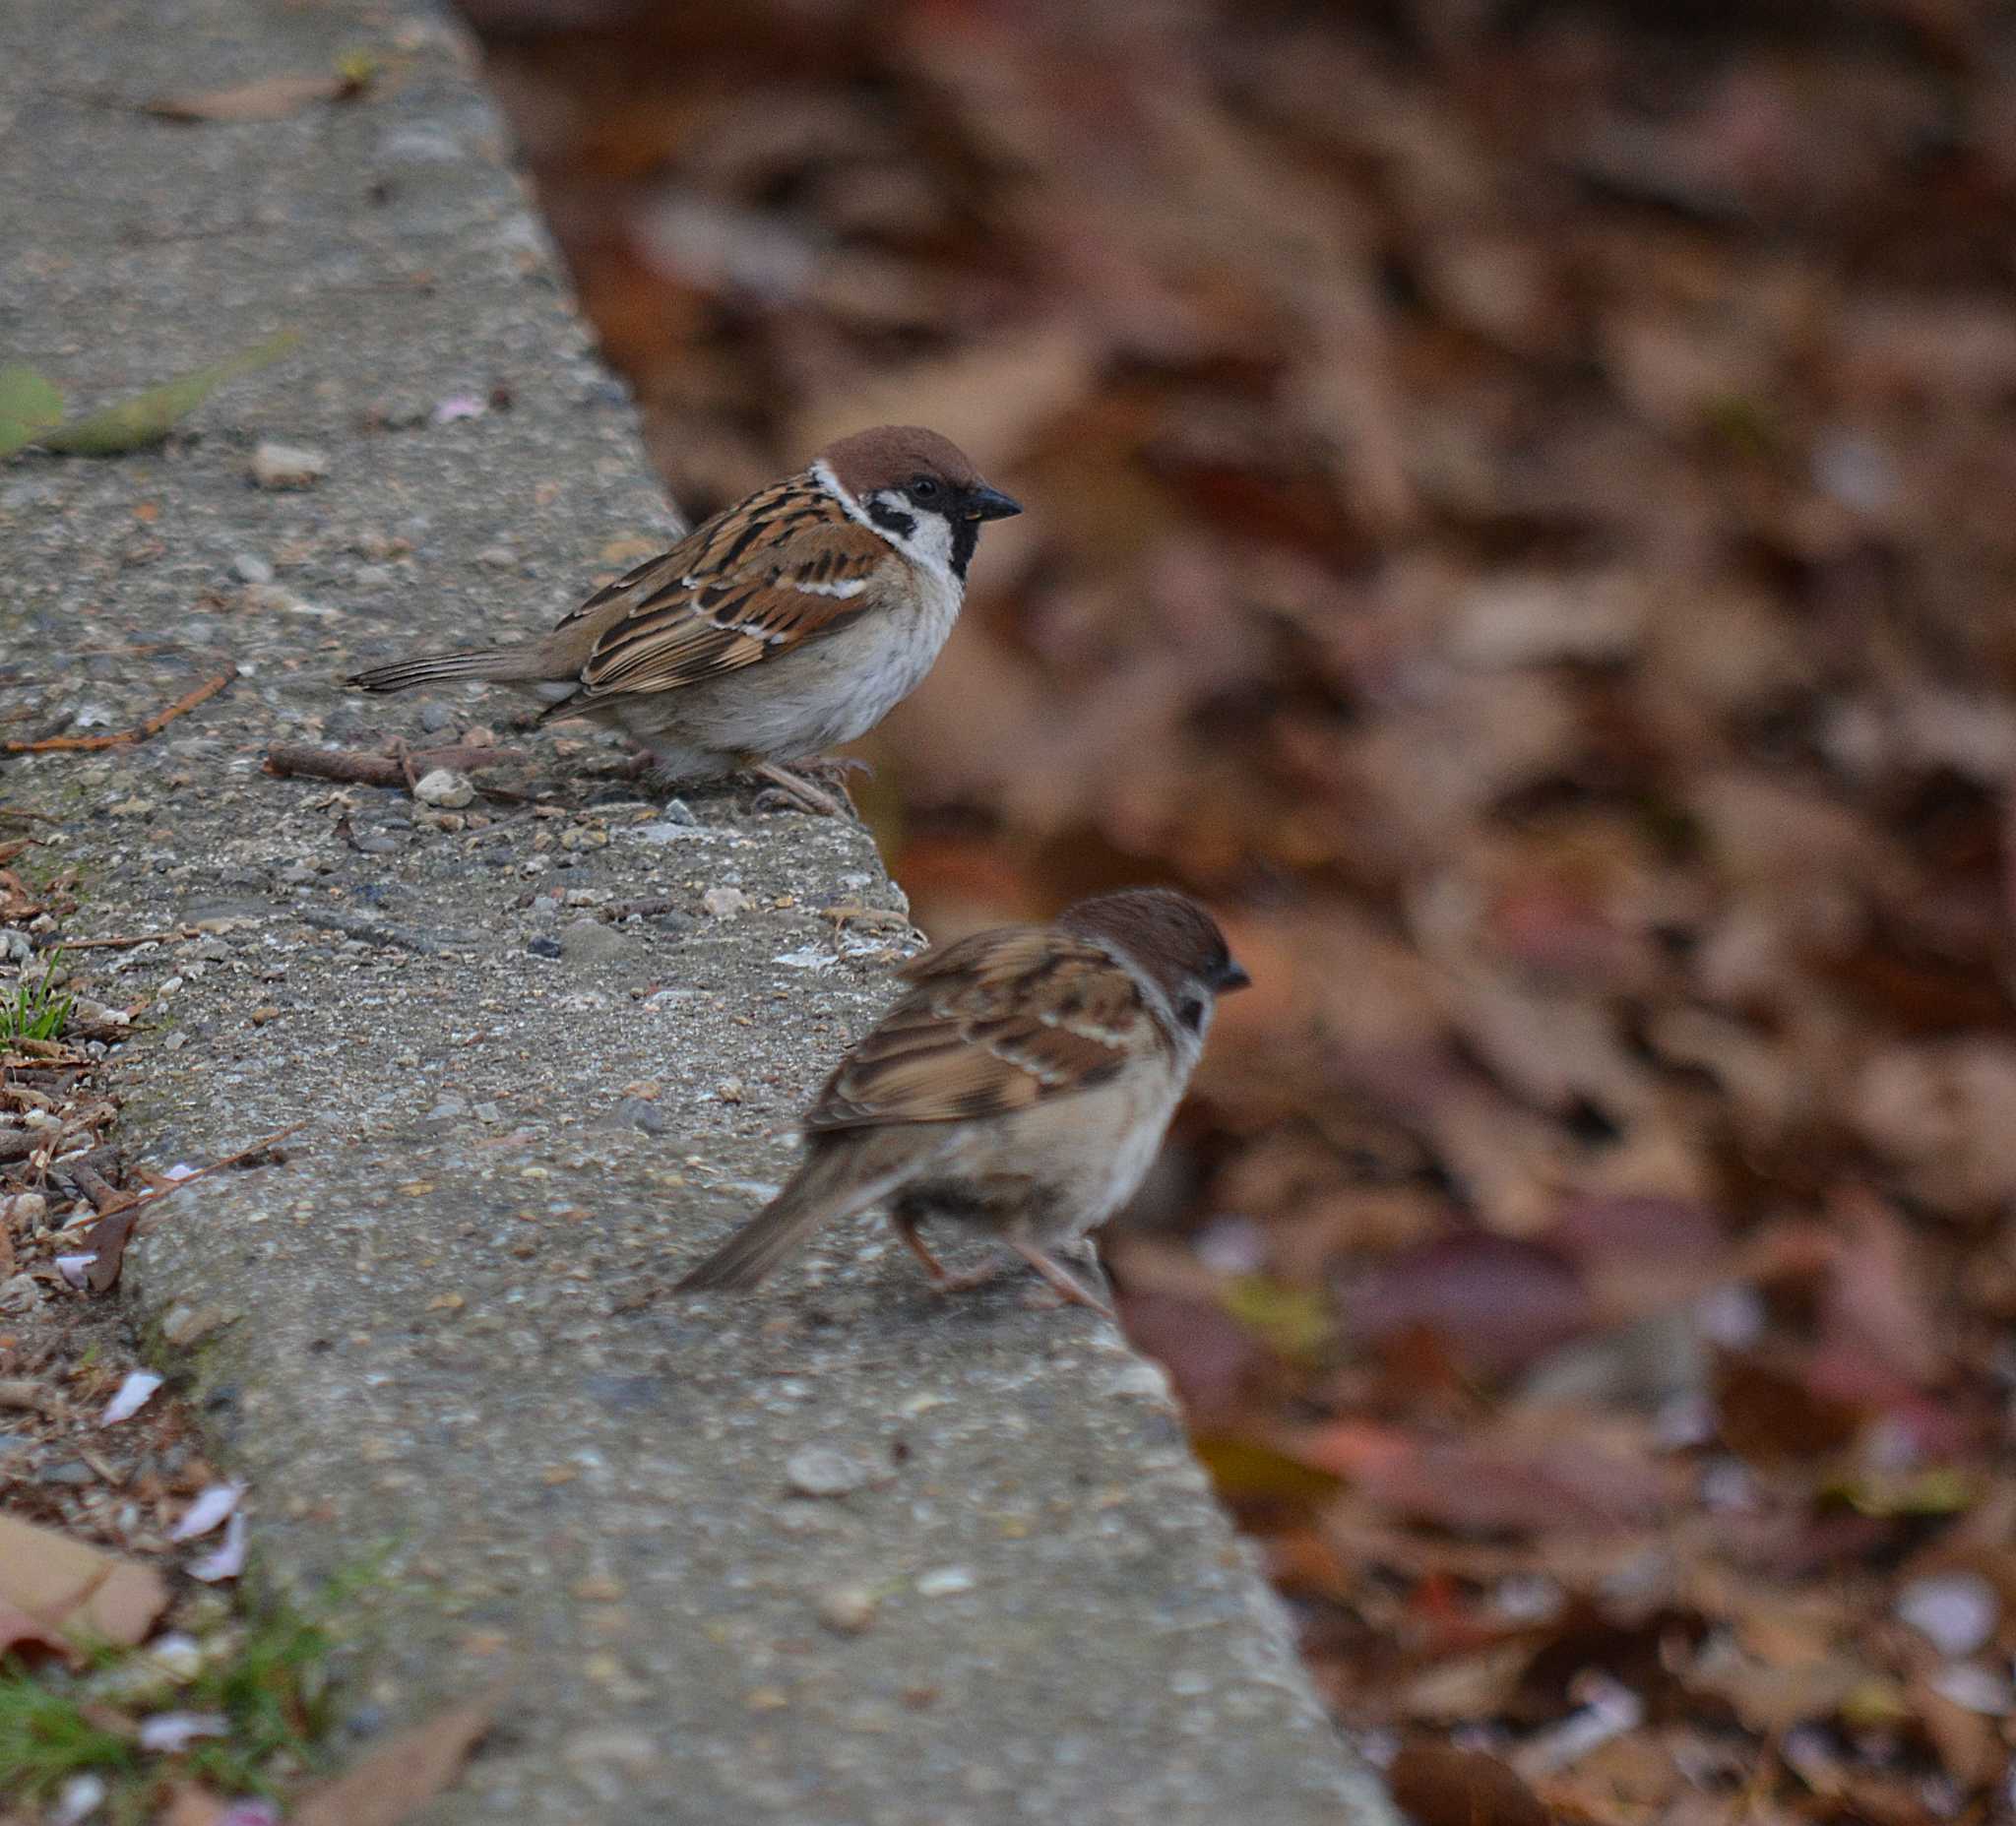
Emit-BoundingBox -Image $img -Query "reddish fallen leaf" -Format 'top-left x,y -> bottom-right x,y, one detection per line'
1350,1232 -> 1591,1380
1712,1352 -> 1861,1465
146,72 -> 363,123
1389,1741 -> 1547,1826
290,1690 -> 502,1826
1294,1424 -> 1665,1536
83,1207 -> 139,1292
1547,1194 -> 1730,1320
1813,1186 -> 1943,1391
1115,1287 -> 1285,1430
0,1514 -> 169,1656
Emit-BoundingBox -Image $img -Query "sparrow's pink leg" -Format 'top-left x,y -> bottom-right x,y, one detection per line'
893,1215 -> 1009,1294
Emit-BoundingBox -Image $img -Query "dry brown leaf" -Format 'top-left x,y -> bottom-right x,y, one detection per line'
1712,1352 -> 1862,1465
1907,1674 -> 2006,1793
1390,1740 -> 1548,1826
0,1514 -> 169,1656
1350,1232 -> 1591,1381
290,1689 -> 502,1826
1294,1422 -> 1665,1536
1813,1186 -> 1943,1391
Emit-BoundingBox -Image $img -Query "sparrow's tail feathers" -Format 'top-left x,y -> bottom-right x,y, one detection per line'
346,648 -> 536,694
676,1148 -> 904,1293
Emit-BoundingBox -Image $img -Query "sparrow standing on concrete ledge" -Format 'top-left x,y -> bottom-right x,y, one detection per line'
676,888 -> 1250,1317
346,425 -> 1020,815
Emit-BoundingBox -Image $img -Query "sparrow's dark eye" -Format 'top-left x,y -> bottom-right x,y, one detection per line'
908,474 -> 941,502
1177,994 -> 1207,1032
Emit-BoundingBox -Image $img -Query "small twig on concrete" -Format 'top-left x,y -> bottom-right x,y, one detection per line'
34,927 -> 198,952
85,1121 -> 305,1229
3,668 -> 235,753
297,909 -> 457,955
265,742 -> 528,788
54,1142 -> 121,1192
67,1159 -> 124,1213
600,896 -> 682,922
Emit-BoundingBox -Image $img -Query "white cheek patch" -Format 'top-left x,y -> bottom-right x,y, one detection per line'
864,492 -> 956,584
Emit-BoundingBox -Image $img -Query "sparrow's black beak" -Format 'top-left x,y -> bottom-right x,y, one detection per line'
965,485 -> 1022,522
1217,958 -> 1252,993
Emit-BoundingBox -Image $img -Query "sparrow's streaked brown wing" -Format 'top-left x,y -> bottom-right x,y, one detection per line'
540,477 -> 894,708
805,926 -> 1149,1131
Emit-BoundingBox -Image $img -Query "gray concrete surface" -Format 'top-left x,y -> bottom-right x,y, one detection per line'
0,4 -> 1398,1820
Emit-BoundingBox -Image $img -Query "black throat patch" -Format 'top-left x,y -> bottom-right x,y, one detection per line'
947,515 -> 977,581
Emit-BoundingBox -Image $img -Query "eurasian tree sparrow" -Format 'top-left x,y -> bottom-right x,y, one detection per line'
675,888 -> 1250,1316
346,424 -> 1020,813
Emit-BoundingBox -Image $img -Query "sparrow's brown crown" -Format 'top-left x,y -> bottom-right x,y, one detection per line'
1058,888 -> 1250,1007
818,425 -> 1021,525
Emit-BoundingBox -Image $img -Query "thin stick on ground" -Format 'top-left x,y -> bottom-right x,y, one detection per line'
32,928 -> 198,952
80,1120 -> 305,1229
3,669 -> 235,754
264,742 -> 528,787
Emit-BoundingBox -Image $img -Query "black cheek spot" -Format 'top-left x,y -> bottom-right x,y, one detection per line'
867,499 -> 917,542
1178,996 -> 1206,1032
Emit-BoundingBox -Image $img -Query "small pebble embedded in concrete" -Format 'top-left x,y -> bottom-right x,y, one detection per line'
1107,1360 -> 1170,1401
815,1583 -> 878,1634
249,441 -> 330,490
559,918 -> 630,966
413,768 -> 474,809
914,1566 -> 976,1598
785,1444 -> 868,1497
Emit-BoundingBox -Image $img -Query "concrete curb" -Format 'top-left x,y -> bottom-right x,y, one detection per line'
0,3 -> 1398,1819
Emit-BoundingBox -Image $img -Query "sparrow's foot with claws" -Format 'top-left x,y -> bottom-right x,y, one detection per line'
753,759 -> 859,819
895,1216 -> 1112,1317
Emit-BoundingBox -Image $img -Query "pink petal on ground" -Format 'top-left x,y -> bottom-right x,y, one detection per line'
101,1369 -> 163,1424
188,1511 -> 247,1583
56,1254 -> 97,1289
170,1482 -> 244,1543
139,1712 -> 231,1752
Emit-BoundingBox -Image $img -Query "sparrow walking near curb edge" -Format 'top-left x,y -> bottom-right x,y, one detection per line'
675,888 -> 1250,1317
346,425 -> 1020,814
